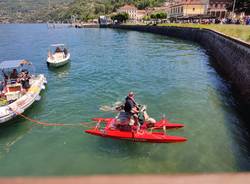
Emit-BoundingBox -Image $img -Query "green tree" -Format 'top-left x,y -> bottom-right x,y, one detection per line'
158,12 -> 167,19
150,14 -> 156,19
0,0 -> 169,22
227,0 -> 250,14
111,12 -> 129,23
143,15 -> 150,21
150,12 -> 167,19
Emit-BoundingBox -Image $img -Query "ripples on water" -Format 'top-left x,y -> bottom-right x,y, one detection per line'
0,24 -> 249,175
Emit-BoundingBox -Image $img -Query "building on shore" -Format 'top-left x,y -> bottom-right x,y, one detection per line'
167,0 -> 208,19
207,0 -> 232,18
116,1 -> 233,22
166,0 -> 233,19
137,10 -> 147,20
145,6 -> 168,16
117,4 -> 168,21
117,4 -> 138,20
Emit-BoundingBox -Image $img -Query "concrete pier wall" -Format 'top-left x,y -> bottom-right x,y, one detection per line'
111,25 -> 250,106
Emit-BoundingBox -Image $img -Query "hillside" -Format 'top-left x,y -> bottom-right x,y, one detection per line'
0,0 -> 166,23
51,0 -> 167,21
0,0 -> 73,23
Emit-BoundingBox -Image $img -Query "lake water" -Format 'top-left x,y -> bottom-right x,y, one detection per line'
0,24 -> 249,176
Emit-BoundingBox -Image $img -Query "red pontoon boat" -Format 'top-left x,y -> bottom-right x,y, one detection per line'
85,112 -> 187,143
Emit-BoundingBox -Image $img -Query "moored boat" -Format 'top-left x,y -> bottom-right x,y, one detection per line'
47,44 -> 70,67
0,59 -> 47,124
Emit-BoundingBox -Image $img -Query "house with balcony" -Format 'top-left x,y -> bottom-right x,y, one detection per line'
117,4 -> 149,21
167,0 -> 232,19
207,0 -> 232,18
167,0 -> 208,19
117,4 -> 138,20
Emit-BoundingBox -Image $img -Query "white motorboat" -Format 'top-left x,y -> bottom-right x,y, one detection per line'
47,44 -> 70,67
0,59 -> 47,124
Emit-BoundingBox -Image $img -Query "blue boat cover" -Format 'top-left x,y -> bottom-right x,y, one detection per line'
0,60 -> 31,69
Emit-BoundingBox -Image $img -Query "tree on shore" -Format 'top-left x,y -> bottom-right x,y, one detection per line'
111,12 -> 129,23
227,0 -> 250,14
135,0 -> 166,9
150,12 -> 167,19
143,15 -> 150,21
0,0 -> 169,23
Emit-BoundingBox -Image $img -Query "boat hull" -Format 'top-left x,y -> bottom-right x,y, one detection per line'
0,74 -> 47,124
85,129 -> 187,143
47,53 -> 70,67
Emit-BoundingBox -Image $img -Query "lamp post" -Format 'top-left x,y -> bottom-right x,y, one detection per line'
232,0 -> 236,14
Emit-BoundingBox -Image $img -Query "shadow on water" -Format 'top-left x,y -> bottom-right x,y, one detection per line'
94,137 -> 142,158
47,62 -> 71,77
0,85 -> 49,158
0,116 -> 23,129
206,50 -> 250,171
0,117 -> 34,158
0,86 -> 47,133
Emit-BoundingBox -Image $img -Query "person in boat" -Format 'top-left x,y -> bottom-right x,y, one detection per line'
55,47 -> 62,53
63,48 -> 68,56
2,70 -> 8,84
48,50 -> 53,59
20,70 -> 30,89
124,92 -> 140,126
18,69 -> 25,78
140,106 -> 156,127
10,69 -> 18,83
10,69 -> 18,79
0,81 -> 4,93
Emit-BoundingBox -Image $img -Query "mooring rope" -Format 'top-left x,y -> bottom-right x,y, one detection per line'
9,107 -> 93,128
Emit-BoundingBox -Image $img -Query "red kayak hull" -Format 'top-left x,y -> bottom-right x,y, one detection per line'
85,129 -> 187,143
91,117 -> 184,129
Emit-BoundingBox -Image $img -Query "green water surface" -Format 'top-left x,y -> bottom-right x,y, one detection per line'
0,24 -> 249,176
